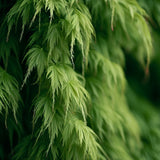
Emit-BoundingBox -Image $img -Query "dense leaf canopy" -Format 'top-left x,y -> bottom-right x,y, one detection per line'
0,0 -> 160,159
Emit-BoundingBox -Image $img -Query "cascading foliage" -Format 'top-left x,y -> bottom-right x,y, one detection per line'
0,0 -> 160,159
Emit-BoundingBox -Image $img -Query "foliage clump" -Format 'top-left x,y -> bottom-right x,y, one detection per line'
0,0 -> 160,160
